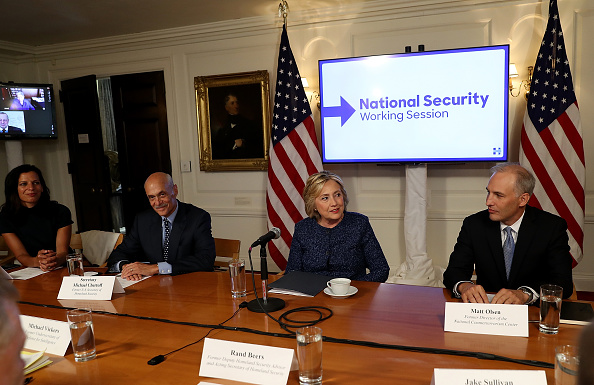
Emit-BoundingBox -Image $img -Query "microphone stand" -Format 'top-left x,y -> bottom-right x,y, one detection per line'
247,244 -> 286,313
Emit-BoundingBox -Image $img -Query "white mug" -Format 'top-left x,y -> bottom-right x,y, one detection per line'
327,278 -> 351,295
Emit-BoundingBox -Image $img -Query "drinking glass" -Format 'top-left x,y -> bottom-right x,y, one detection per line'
539,284 -> 563,334
67,253 -> 84,276
555,345 -> 579,385
229,259 -> 246,298
296,326 -> 323,384
67,308 -> 96,362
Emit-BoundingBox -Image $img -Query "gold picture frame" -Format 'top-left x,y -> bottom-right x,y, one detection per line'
195,70 -> 271,171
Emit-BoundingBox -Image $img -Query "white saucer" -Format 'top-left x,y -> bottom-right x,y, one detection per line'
324,286 -> 358,298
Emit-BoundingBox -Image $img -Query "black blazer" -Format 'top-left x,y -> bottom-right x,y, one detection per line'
0,126 -> 23,134
443,205 -> 573,298
107,201 -> 216,275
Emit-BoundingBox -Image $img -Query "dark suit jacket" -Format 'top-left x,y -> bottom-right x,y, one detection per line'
0,126 -> 23,134
107,201 -> 216,275
443,205 -> 573,299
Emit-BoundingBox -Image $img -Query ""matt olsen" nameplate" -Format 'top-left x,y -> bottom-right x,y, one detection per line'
444,302 -> 528,337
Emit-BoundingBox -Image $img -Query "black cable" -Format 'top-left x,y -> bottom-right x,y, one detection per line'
147,301 -> 249,365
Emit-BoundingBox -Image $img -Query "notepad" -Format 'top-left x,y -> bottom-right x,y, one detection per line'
21,350 -> 52,375
561,301 -> 594,325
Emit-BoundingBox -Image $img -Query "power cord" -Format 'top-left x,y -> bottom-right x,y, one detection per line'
147,301 -> 250,365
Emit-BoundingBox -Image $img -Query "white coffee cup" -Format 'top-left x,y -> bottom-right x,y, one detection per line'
327,278 -> 351,295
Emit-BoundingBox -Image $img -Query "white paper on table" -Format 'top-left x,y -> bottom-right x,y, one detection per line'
9,267 -> 49,280
117,275 -> 150,289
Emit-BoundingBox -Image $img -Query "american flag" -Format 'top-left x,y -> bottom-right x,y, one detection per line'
266,24 -> 323,270
519,0 -> 584,266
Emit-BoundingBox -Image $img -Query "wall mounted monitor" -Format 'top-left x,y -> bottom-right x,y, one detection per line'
318,45 -> 509,163
0,82 -> 58,140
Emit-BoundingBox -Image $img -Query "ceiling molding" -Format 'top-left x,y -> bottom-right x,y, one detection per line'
1,0 -> 532,61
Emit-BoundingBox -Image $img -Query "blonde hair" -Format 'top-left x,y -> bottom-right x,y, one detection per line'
303,171 -> 349,220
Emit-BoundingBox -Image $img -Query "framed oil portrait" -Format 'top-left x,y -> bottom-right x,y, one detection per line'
195,70 -> 271,171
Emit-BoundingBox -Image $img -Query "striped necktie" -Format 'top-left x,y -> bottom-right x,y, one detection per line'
503,226 -> 515,279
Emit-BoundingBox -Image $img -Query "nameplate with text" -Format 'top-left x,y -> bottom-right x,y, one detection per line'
431,368 -> 546,385
199,338 -> 295,385
20,315 -> 71,356
57,276 -> 125,300
444,302 -> 528,337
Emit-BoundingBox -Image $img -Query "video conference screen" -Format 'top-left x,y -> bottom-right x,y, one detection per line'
318,45 -> 509,163
0,83 -> 58,139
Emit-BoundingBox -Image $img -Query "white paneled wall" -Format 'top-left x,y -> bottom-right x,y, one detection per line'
1,0 -> 593,289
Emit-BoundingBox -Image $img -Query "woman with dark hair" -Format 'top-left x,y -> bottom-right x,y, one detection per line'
0,164 -> 72,270
285,171 -> 389,282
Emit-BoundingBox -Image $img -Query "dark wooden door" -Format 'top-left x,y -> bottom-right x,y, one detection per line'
110,71 -> 171,230
61,75 -> 113,231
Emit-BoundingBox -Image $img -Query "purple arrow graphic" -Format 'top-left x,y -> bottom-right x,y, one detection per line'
322,96 -> 355,126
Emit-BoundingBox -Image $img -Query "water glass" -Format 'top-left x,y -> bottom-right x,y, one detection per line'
67,253 -> 84,276
67,308 -> 96,362
539,284 -> 563,334
555,345 -> 579,385
296,326 -> 323,384
228,259 -> 246,298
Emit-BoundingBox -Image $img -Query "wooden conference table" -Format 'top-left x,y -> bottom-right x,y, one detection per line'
12,268 -> 586,384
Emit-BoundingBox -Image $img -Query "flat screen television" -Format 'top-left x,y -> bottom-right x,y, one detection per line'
318,45 -> 509,163
0,82 -> 58,139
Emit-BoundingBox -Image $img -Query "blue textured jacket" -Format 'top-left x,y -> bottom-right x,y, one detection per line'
286,212 -> 389,282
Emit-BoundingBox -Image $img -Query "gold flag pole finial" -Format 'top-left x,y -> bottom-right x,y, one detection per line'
278,1 -> 289,25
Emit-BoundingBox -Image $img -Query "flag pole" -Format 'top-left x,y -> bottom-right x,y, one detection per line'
278,1 -> 289,26
266,1 -> 324,269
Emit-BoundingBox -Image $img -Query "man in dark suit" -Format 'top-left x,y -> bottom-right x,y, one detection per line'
212,93 -> 263,159
0,112 -> 23,134
443,162 -> 573,304
107,172 -> 215,280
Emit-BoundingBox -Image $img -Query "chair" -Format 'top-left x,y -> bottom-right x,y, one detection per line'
78,231 -> 124,266
70,233 -> 83,250
214,238 -> 241,269
569,283 -> 577,301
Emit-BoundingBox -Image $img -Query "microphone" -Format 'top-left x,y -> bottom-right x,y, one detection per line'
247,229 -> 286,313
250,227 -> 281,248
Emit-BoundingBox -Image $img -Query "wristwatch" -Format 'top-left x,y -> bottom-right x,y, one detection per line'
519,287 -> 537,305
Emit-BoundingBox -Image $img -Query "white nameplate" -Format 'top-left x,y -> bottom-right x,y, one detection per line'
57,276 -> 125,300
431,368 -> 547,385
444,302 -> 528,337
20,315 -> 71,356
199,338 -> 295,385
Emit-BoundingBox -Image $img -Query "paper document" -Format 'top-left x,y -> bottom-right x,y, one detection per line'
21,350 -> 52,375
117,275 -> 150,289
9,267 -> 49,280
